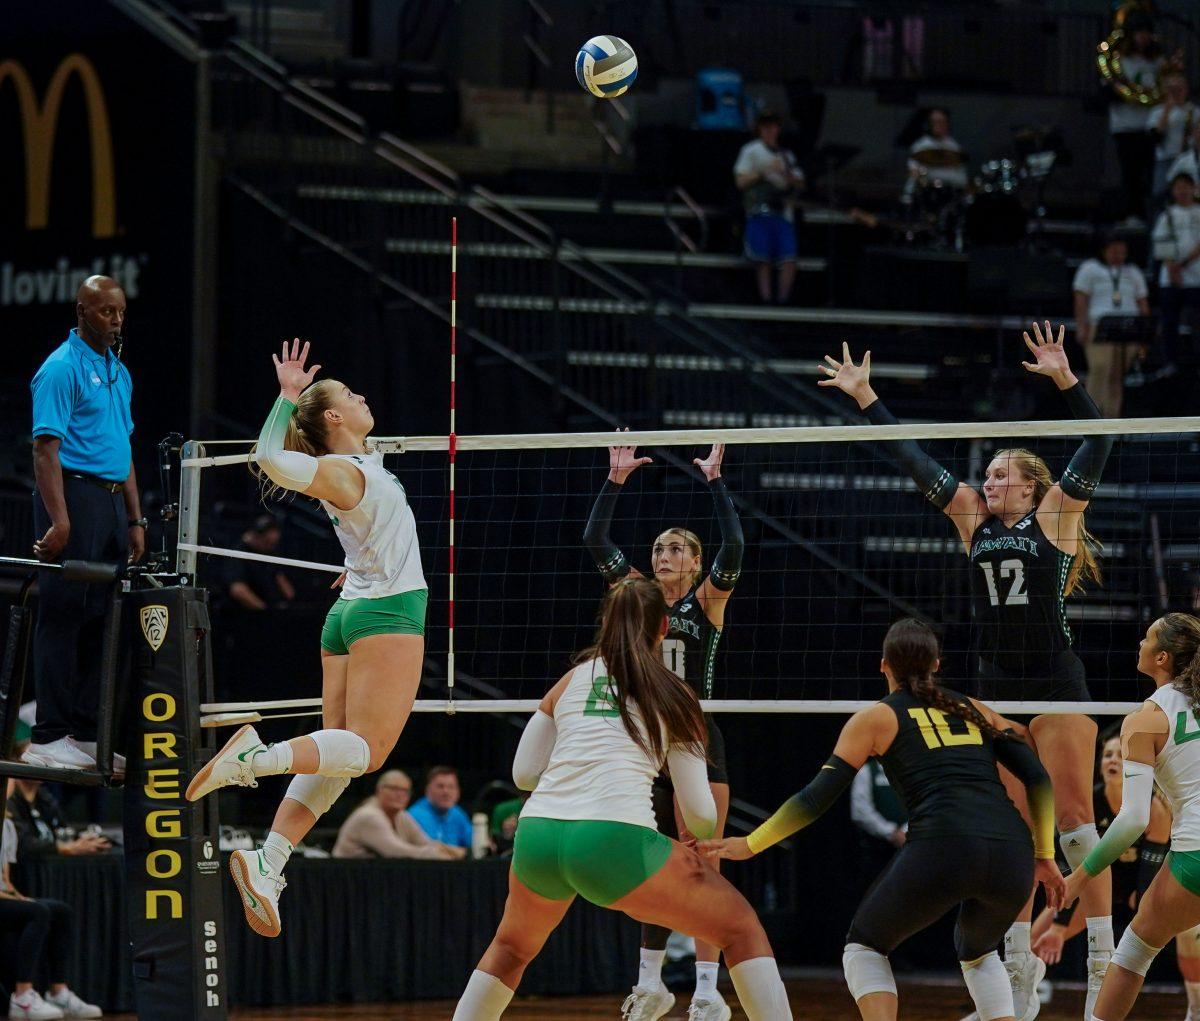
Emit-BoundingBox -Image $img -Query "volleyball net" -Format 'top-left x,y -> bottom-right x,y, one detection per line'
178,415 -> 1200,723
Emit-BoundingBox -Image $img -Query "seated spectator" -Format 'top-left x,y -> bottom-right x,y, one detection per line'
1071,232 -> 1150,417
408,766 -> 472,849
1151,72 -> 1197,201
332,770 -> 463,860
225,515 -> 295,610
904,107 -> 969,194
2,778 -> 102,1019
1153,171 -> 1200,374
489,792 -> 527,856
6,779 -> 110,862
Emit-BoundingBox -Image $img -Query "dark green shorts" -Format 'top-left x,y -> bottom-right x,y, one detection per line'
511,817 -> 672,907
1171,849 -> 1200,897
320,588 -> 428,655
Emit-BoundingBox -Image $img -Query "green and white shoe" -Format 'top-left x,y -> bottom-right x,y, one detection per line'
230,847 -> 286,938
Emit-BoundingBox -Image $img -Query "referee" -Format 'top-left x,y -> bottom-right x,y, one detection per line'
23,275 -> 145,772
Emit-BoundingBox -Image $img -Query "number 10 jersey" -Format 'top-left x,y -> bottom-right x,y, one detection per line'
969,510 -> 1074,674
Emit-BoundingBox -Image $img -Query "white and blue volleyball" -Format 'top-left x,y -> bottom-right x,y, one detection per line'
575,36 -> 638,99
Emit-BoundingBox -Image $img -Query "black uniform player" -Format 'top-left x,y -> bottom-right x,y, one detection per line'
583,434 -> 742,1019
819,323 -> 1117,1017
703,619 -> 1065,1021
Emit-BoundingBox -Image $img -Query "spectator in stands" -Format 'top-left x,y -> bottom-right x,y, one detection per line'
5,779 -> 110,862
224,514 -> 295,610
332,769 -> 463,859
408,765 -> 472,849
1151,72 -> 1196,201
1072,232 -> 1150,417
1169,119 -> 1200,196
902,107 -> 968,197
2,779 -> 102,1020
1105,13 -> 1162,224
1153,171 -> 1200,375
733,112 -> 805,305
489,792 -> 527,856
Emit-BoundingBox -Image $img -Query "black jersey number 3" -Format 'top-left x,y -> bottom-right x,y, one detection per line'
979,559 -> 1030,607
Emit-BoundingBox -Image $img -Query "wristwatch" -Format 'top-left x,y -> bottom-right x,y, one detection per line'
129,517 -> 149,529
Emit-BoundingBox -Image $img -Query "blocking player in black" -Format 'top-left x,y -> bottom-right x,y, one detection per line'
819,322 -> 1115,1018
702,618 -> 1065,1021
584,433 -> 743,1019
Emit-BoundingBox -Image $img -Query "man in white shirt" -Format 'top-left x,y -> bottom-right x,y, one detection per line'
1168,120 -> 1200,199
1072,233 -> 1151,417
904,107 -> 968,194
733,112 -> 806,304
1151,73 -> 1197,200
1153,171 -> 1200,372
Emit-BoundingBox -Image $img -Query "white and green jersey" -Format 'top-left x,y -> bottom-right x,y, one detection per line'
319,449 -> 426,600
522,657 -> 662,829
1149,683 -> 1200,851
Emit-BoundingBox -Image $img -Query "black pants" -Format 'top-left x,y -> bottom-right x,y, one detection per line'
0,897 -> 73,984
847,835 -> 1032,962
1113,131 -> 1155,221
1161,287 -> 1200,366
32,476 -> 127,744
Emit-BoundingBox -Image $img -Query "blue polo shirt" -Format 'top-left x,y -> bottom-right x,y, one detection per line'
408,797 -> 473,848
32,330 -> 133,482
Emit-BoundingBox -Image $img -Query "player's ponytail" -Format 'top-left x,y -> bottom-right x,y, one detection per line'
582,577 -> 707,766
883,618 -> 1008,741
1156,612 -> 1200,712
253,379 -> 339,499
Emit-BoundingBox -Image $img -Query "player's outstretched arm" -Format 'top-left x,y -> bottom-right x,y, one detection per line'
693,442 -> 744,625
583,429 -> 648,584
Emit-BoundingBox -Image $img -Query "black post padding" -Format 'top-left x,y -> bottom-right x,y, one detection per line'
61,559 -> 122,583
0,605 -> 32,760
95,584 -> 125,777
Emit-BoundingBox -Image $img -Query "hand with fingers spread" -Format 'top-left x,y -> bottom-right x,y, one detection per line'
607,427 -> 653,485
693,443 -> 724,482
817,342 -> 877,410
1033,924 -> 1066,966
1021,320 -> 1077,390
273,338 -> 322,403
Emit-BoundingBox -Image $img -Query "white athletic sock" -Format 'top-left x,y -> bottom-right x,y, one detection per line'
1186,979 -> 1200,1008
260,831 -> 293,874
1004,922 -> 1032,956
695,961 -> 719,999
1086,916 -> 1115,956
250,741 -> 293,777
728,957 -> 792,1021
452,970 -> 514,1021
638,948 -> 666,991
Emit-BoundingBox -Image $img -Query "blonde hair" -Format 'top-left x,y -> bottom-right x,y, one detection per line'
654,528 -> 705,588
991,447 -> 1102,596
253,378 -> 343,499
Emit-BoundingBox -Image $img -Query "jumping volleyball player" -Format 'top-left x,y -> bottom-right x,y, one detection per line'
702,618 -> 1065,1021
186,340 -> 427,937
583,433 -> 744,1021
452,578 -> 790,1021
820,322 -> 1115,1018
1060,614 -> 1200,1021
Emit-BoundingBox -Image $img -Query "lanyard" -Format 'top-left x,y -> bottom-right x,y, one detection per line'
1108,264 -> 1123,306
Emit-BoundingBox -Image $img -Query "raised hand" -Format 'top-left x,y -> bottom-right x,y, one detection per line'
693,443 -> 725,482
608,427 -> 653,484
817,342 -> 876,409
1021,321 -> 1073,383
273,338 -> 322,401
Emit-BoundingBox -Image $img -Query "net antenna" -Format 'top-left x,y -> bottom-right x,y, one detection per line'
448,216 -> 458,713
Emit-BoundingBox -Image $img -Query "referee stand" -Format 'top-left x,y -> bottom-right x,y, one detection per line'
0,557 -> 227,1021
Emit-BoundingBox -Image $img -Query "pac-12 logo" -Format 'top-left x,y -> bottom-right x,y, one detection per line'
139,605 -> 169,652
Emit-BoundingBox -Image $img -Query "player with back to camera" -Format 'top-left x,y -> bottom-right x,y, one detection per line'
702,618 -> 1064,1021
451,577 -> 791,1021
1060,614 -> 1200,1021
819,322 -> 1115,1020
583,435 -> 744,1021
185,340 -> 428,938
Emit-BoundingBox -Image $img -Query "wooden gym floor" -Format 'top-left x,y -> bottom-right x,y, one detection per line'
108,978 -> 1188,1018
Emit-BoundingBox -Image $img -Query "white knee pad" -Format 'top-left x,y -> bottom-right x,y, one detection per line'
1111,927 -> 1162,978
310,729 -> 371,778
843,942 -> 896,1001
284,774 -> 350,819
961,952 -> 1014,1021
1060,823 -> 1100,872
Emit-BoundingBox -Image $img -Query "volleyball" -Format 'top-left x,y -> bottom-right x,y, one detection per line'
575,35 -> 638,99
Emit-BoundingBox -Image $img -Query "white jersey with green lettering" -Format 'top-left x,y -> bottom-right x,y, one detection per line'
319,449 -> 426,600
1149,683 -> 1200,851
521,657 -> 662,829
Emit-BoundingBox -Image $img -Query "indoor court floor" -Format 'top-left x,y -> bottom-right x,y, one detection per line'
107,979 -> 1188,1018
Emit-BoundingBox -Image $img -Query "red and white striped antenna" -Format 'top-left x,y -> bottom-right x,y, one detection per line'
447,217 -> 458,711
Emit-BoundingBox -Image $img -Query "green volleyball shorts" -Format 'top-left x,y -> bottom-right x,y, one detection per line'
511,817 -> 673,906
320,588 -> 428,655
1170,849 -> 1200,897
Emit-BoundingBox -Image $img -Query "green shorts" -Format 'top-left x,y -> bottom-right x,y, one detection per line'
1170,849 -> 1200,897
320,588 -> 428,655
511,817 -> 672,907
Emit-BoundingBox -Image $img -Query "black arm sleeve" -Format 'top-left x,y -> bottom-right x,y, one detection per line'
1136,840 -> 1169,900
583,480 -> 632,583
862,399 -> 959,510
1058,381 -> 1114,502
707,478 -> 743,591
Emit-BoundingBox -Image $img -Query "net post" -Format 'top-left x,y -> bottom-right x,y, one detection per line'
177,440 -> 204,581
448,216 -> 457,712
